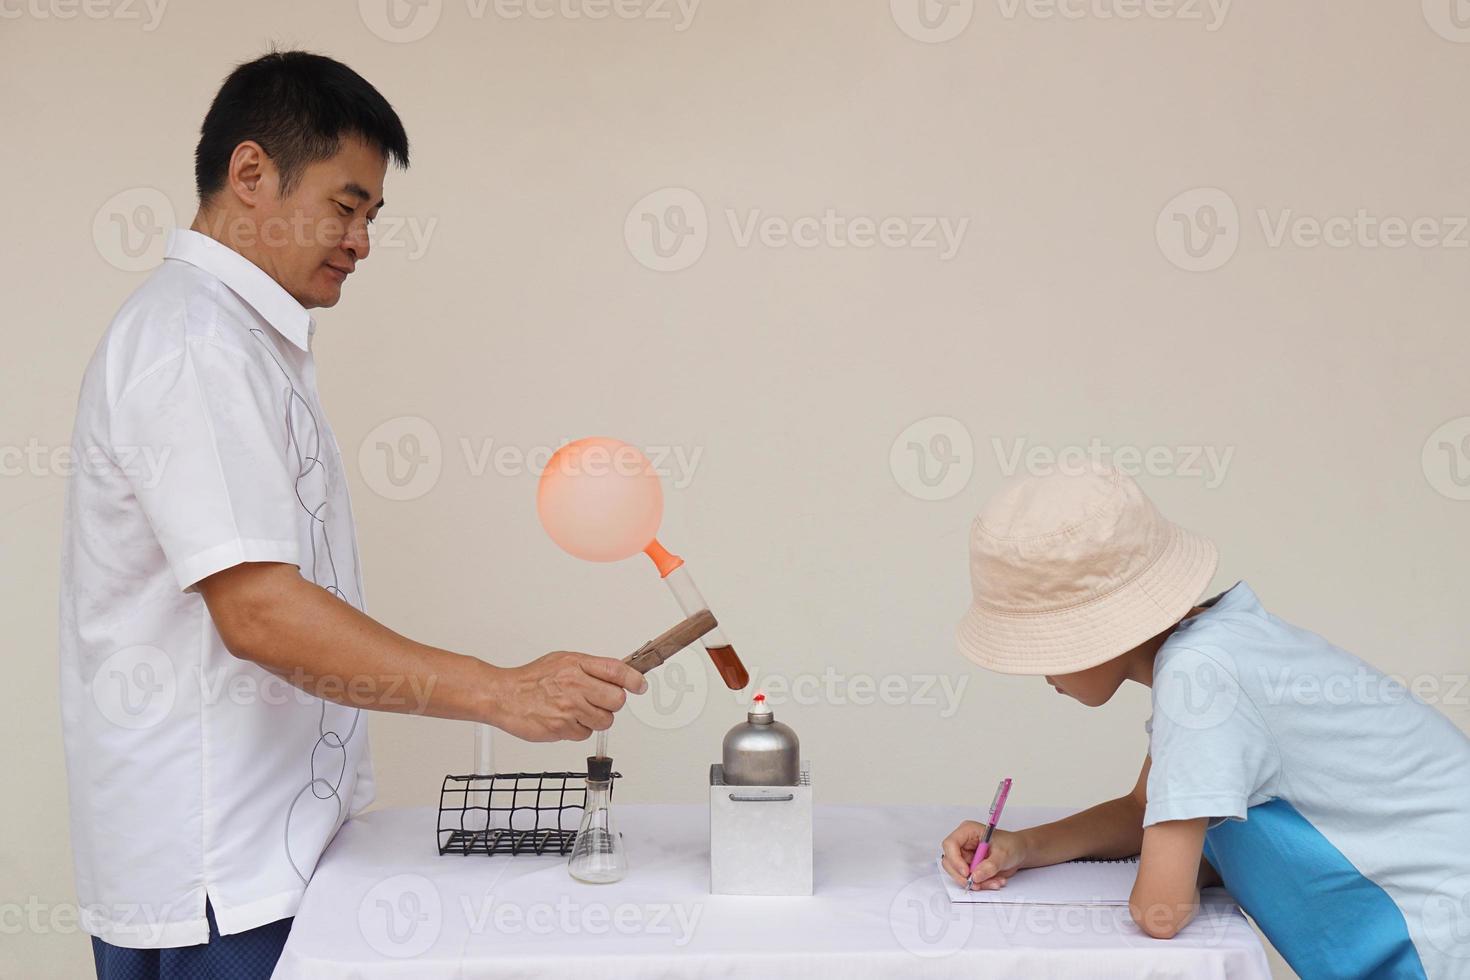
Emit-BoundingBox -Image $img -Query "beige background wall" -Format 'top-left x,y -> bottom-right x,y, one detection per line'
5,2 -> 1469,977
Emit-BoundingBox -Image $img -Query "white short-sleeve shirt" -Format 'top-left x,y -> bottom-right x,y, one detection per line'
58,229 -> 373,948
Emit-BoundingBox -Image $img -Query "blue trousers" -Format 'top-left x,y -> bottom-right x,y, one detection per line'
92,899 -> 292,980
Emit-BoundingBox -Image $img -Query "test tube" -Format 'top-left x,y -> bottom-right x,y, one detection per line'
662,564 -> 749,690
468,722 -> 495,828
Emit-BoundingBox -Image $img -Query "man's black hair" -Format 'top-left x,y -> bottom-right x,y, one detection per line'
194,50 -> 409,202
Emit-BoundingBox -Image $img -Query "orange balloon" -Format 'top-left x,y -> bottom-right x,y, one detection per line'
537,437 -> 664,563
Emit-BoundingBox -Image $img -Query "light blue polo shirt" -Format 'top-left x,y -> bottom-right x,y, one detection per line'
1144,582 -> 1470,980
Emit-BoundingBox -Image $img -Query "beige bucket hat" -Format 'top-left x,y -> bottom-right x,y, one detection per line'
956,467 -> 1218,675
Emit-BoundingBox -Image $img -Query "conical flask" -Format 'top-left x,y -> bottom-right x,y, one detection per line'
568,755 -> 627,883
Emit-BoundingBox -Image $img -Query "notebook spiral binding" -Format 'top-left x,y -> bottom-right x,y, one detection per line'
1070,856 -> 1140,864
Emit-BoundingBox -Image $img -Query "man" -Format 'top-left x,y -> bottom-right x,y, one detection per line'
59,50 -> 646,979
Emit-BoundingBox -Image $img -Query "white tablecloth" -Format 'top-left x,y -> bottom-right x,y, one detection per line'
272,803 -> 1271,979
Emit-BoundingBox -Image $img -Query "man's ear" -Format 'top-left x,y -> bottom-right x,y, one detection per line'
225,140 -> 277,207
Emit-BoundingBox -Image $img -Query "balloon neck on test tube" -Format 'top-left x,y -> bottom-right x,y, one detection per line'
643,539 -> 684,578
662,564 -> 750,691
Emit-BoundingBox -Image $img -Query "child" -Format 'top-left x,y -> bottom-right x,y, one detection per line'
939,467 -> 1470,980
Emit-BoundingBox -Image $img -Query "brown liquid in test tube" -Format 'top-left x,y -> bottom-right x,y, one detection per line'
706,645 -> 749,690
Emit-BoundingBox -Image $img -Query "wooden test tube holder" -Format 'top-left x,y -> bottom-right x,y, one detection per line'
623,609 -> 719,674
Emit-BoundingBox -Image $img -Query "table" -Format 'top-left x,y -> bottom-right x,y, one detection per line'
272,804 -> 1271,979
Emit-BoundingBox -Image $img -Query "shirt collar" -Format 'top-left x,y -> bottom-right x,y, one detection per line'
1176,580 -> 1259,631
164,228 -> 315,351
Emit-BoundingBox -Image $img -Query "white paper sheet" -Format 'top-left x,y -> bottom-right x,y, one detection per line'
942,855 -> 1140,905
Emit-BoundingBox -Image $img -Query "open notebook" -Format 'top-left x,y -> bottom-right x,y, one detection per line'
939,856 -> 1140,906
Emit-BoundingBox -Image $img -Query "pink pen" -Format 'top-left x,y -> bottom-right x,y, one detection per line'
966,777 -> 1012,890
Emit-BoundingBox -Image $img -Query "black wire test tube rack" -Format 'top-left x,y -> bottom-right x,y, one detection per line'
437,770 -> 621,857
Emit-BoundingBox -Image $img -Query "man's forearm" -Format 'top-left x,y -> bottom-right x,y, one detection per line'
1017,795 -> 1146,868
201,563 -> 502,723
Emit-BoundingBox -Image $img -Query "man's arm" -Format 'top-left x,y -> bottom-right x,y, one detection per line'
195,561 -> 646,742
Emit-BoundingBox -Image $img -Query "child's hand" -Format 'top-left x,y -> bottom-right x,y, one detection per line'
941,821 -> 1028,889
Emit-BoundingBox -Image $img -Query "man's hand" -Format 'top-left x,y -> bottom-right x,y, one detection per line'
941,822 -> 1029,889
486,651 -> 648,743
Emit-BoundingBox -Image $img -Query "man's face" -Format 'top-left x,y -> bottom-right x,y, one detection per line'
255,136 -> 387,309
